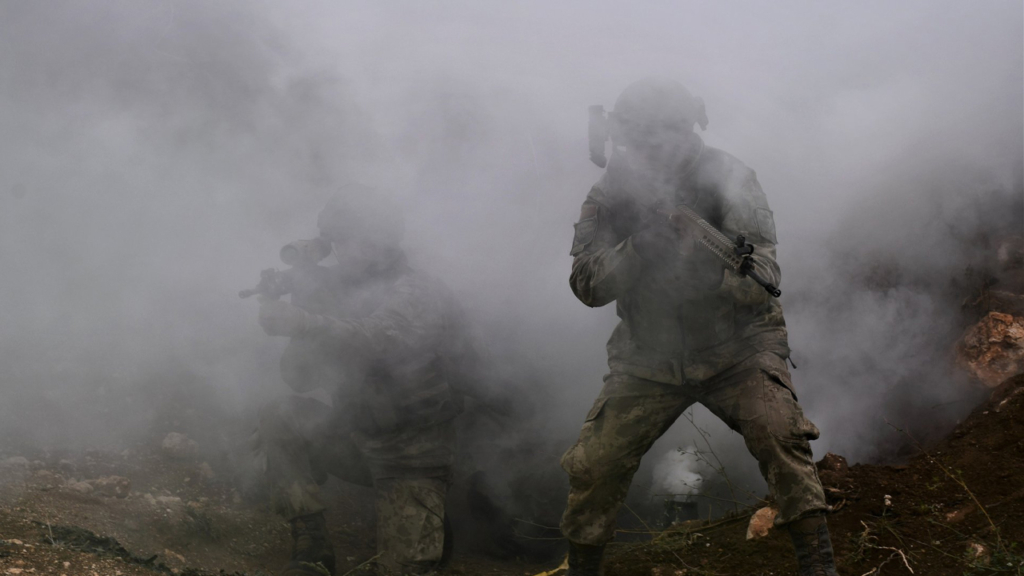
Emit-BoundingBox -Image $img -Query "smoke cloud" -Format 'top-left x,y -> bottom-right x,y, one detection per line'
651,448 -> 706,498
0,0 -> 1021,519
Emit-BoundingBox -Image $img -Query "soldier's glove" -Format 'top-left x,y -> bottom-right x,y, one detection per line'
259,298 -> 317,337
738,256 -> 755,276
631,220 -> 681,262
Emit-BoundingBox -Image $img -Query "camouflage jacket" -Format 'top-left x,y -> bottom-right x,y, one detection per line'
282,257 -> 472,434
570,140 -> 791,385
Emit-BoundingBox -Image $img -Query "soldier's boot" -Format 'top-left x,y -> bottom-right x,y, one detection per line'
566,542 -> 604,576
788,515 -> 838,576
282,512 -> 336,576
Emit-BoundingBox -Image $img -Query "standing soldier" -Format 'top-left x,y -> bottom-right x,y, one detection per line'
252,188 -> 477,576
559,78 -> 837,576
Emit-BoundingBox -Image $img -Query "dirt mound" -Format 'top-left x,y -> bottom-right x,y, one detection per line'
603,374 -> 1024,575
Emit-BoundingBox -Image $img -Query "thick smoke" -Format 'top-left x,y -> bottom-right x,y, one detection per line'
651,448 -> 706,498
0,0 -> 1021,525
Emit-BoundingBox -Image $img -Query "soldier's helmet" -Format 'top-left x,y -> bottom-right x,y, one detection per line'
317,184 -> 404,249
611,77 -> 708,138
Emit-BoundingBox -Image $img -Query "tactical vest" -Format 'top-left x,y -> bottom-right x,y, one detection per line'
581,146 -> 790,384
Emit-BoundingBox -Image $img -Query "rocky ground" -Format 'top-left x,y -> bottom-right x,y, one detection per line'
0,438 -> 547,576
604,374 -> 1024,576
1,374 -> 1021,575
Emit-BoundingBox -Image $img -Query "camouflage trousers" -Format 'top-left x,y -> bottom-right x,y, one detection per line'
255,396 -> 454,575
560,357 -> 828,546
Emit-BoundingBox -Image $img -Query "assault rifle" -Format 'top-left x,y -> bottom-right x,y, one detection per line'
239,238 -> 338,312
667,205 -> 782,298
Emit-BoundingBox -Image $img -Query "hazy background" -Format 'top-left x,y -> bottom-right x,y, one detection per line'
0,0 -> 1021,510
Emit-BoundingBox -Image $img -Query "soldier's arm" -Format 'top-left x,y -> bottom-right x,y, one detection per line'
717,170 -> 782,306
569,188 -> 644,307
303,278 -> 441,358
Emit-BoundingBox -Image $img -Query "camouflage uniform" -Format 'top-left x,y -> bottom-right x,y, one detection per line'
256,258 -> 470,575
560,139 -> 828,546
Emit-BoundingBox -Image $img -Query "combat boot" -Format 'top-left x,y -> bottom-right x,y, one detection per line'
788,515 -> 838,576
566,542 -> 604,576
282,512 -> 336,576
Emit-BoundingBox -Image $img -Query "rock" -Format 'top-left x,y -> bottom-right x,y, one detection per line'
956,312 -> 1024,388
57,460 -> 76,475
995,386 -> 1024,413
161,432 -> 198,459
66,480 -> 94,495
32,469 -> 65,488
156,495 -> 182,506
87,475 -> 131,498
945,504 -> 976,524
816,453 -> 848,474
745,505 -> 778,540
164,549 -> 187,564
1,457 -> 29,468
197,462 -> 215,481
968,541 -> 990,560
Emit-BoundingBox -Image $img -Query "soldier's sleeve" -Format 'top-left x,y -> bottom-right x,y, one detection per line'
303,277 -> 443,359
718,169 -> 782,306
569,186 -> 644,307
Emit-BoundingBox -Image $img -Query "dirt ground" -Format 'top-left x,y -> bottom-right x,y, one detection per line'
605,374 -> 1024,576
0,441 -> 549,576
1,375 -> 1022,576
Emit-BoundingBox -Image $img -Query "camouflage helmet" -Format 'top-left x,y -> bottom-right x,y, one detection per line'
317,184 -> 405,248
611,77 -> 708,133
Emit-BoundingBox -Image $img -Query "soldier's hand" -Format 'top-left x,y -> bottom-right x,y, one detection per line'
258,297 -> 313,337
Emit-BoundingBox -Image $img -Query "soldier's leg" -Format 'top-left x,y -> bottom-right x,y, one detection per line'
257,396 -> 369,575
256,396 -> 338,518
373,476 -> 449,576
700,368 -> 836,575
560,375 -> 693,547
699,368 -> 827,524
353,421 -> 457,575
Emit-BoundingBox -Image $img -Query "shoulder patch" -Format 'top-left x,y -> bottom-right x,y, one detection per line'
755,208 -> 778,244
